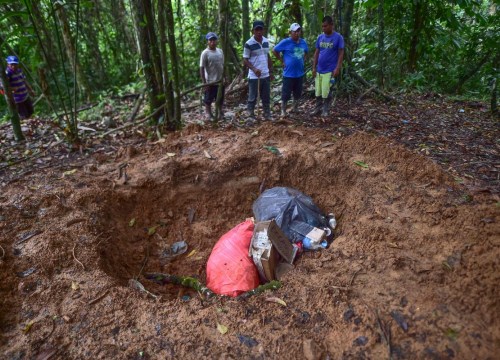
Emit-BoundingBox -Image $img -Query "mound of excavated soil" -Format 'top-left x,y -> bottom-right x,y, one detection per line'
0,124 -> 498,359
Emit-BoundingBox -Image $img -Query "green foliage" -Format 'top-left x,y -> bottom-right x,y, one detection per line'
353,0 -> 498,97
0,0 -> 496,129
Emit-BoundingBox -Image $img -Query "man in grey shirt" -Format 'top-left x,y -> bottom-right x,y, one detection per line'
200,32 -> 224,121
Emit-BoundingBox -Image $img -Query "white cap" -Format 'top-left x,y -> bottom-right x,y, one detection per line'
289,23 -> 301,32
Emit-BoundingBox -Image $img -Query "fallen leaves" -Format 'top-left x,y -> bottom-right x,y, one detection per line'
217,323 -> 228,335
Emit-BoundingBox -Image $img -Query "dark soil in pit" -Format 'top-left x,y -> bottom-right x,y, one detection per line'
0,124 -> 498,359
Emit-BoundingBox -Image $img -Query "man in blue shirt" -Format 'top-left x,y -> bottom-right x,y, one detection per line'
311,16 -> 344,117
273,23 -> 308,117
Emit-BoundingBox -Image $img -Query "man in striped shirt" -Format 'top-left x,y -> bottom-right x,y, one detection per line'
243,20 -> 273,121
3,56 -> 35,119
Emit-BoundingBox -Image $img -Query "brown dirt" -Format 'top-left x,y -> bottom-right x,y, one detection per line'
0,120 -> 499,359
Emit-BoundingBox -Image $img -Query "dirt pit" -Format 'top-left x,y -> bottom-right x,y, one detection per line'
1,124 -> 498,359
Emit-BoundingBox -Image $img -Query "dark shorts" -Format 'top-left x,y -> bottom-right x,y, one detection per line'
204,85 -> 225,105
16,98 -> 34,119
282,76 -> 304,102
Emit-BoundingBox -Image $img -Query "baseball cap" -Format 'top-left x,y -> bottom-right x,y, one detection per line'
206,32 -> 218,40
289,23 -> 301,32
6,55 -> 19,64
252,20 -> 265,30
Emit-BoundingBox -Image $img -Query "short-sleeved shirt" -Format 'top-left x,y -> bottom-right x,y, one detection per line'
243,36 -> 270,80
315,32 -> 344,74
199,48 -> 224,83
273,37 -> 308,78
5,67 -> 29,103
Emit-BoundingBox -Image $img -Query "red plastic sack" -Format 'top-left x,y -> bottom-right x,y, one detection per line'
206,220 -> 260,297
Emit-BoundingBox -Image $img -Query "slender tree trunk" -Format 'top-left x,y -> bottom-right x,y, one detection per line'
81,7 -> 107,86
30,0 -> 57,65
143,0 -> 164,94
158,0 -> 174,124
54,2 -> 90,97
218,0 -> 228,51
340,0 -> 354,45
408,0 -> 426,72
215,0 -> 230,120
241,0 -> 250,47
377,0 -> 385,88
132,0 -> 162,118
289,0 -> 302,26
176,0 -> 186,78
37,67 -> 50,98
264,0 -> 276,35
165,0 -> 182,129
0,63 -> 24,141
114,0 -> 138,54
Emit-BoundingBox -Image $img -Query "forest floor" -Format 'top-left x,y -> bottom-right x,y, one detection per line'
0,92 -> 498,359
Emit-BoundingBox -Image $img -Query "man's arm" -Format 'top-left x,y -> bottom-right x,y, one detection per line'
244,58 -> 261,77
200,66 -> 206,84
333,48 -> 344,77
312,48 -> 320,78
272,49 -> 284,67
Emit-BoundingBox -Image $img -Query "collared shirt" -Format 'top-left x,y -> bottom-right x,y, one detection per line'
243,36 -> 270,80
6,67 -> 29,103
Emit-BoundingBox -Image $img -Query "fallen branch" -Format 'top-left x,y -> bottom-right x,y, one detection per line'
0,244 -> 5,260
356,85 -> 377,103
180,80 -> 222,97
128,87 -> 147,123
349,69 -> 395,103
145,272 -> 215,298
100,104 -> 166,137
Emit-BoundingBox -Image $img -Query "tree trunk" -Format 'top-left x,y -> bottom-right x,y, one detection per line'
289,0 -> 302,26
143,0 -> 164,95
408,0 -> 426,73
0,63 -> 24,141
81,7 -> 107,86
264,0 -> 276,35
30,0 -> 57,65
241,0 -> 250,48
377,0 -> 385,88
165,0 -> 182,129
158,0 -> 174,125
215,0 -> 230,120
113,0 -> 138,54
54,1 -> 90,98
340,0 -> 354,45
131,0 -> 163,118
176,0 -> 186,77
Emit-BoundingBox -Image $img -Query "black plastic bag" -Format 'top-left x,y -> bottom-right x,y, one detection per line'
252,187 -> 332,244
